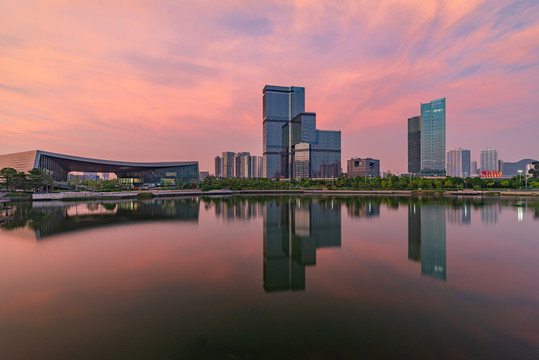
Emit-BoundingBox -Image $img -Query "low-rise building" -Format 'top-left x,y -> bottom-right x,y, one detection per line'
347,158 -> 380,178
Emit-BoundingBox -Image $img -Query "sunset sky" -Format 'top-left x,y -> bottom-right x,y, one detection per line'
1,0 -> 538,173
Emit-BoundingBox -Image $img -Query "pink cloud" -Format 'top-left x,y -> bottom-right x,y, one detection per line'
0,0 -> 538,173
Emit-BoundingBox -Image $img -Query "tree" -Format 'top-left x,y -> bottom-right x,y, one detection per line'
0,167 -> 17,192
28,168 -> 44,191
529,161 -> 539,180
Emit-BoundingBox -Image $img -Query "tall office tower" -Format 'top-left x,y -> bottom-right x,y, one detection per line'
498,159 -> 503,174
347,158 -> 380,177
446,148 -> 471,177
214,156 -> 222,178
293,129 -> 341,179
285,112 -> 340,179
480,149 -> 498,172
471,161 -> 478,175
407,116 -> 421,175
263,85 -> 305,178
420,98 -> 446,176
221,152 -> 235,178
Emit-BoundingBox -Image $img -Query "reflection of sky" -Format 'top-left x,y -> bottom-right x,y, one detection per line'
0,197 -> 538,358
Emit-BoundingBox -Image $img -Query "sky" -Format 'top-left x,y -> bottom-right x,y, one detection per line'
1,0 -> 538,174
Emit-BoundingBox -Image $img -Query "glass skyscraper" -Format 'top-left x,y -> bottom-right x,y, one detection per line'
263,85 -> 340,179
263,85 -> 305,178
407,116 -> 421,175
420,98 -> 446,176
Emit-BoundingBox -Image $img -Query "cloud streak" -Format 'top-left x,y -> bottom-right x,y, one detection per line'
0,0 -> 538,172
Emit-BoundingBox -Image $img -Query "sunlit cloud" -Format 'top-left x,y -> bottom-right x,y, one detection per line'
1,0 -> 538,172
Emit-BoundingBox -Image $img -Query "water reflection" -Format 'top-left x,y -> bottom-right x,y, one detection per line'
1,195 -> 538,359
263,198 -> 341,292
211,197 -> 261,221
481,203 -> 500,226
447,203 -> 471,225
347,199 -> 380,218
408,204 -> 447,281
1,199 -> 199,239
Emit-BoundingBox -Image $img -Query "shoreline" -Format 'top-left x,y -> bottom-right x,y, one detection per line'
24,189 -> 539,202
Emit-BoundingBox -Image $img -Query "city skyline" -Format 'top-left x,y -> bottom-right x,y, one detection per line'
1,1 -> 538,173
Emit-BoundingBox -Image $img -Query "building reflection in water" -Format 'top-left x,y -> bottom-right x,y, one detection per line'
346,200 -> 380,218
447,203 -> 471,225
408,203 -> 446,281
481,203 -> 500,226
211,198 -> 261,221
1,199 -> 200,239
263,198 -> 341,292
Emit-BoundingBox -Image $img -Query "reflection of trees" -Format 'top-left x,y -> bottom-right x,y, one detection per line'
1,199 -> 200,239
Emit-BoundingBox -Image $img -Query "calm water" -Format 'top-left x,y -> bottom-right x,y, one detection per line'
0,196 -> 538,359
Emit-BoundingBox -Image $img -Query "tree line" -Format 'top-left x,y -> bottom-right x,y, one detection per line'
0,168 -> 54,192
2,161 -> 538,193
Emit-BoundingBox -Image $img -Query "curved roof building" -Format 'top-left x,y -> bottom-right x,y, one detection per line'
0,150 -> 199,185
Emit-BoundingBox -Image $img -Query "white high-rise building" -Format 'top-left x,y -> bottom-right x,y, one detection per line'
250,156 -> 263,178
446,148 -> 471,177
480,149 -> 499,172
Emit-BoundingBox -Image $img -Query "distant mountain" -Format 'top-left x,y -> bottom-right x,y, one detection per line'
502,159 -> 538,177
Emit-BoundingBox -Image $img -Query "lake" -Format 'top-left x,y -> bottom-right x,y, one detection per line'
0,195 -> 538,359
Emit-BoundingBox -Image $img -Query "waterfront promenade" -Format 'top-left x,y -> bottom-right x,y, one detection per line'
30,189 -> 539,201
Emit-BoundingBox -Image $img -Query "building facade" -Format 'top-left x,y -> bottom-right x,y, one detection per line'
480,149 -> 499,172
263,85 -> 305,178
263,85 -> 341,179
420,98 -> 446,176
221,152 -> 236,178
0,150 -> 198,186
347,158 -> 380,177
214,156 -> 222,178
471,161 -> 478,175
250,156 -> 263,178
235,152 -> 251,178
407,116 -> 421,175
446,148 -> 471,177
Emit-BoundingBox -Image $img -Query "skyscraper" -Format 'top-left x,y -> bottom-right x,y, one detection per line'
408,116 -> 421,175
214,156 -> 222,178
420,98 -> 446,176
263,85 -> 305,178
235,152 -> 251,178
446,148 -> 471,177
222,152 -> 235,178
480,149 -> 499,172
263,86 -> 340,179
289,113 -> 341,179
250,156 -> 263,178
